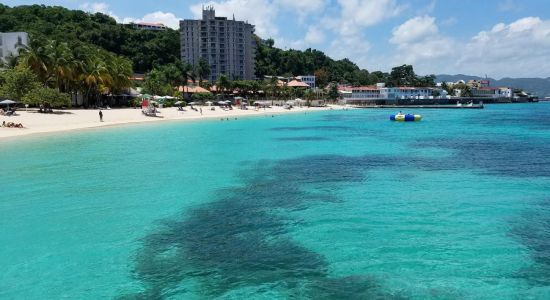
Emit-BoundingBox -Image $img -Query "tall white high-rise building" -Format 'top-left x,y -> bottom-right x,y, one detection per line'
180,7 -> 256,81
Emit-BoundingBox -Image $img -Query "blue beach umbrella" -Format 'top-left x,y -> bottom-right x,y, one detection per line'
0,100 -> 16,111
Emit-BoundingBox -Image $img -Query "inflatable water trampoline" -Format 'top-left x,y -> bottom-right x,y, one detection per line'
390,113 -> 422,122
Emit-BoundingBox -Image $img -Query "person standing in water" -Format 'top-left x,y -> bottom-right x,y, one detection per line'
99,110 -> 103,122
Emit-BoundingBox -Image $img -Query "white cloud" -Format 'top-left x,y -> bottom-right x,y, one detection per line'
390,15 -> 438,44
498,0 -> 522,12
80,2 -> 121,22
304,26 -> 326,44
416,0 -> 436,15
190,0 -> 279,38
458,17 -> 550,77
326,36 -> 371,68
387,15 -> 550,77
441,17 -> 457,26
335,0 -> 406,36
314,0 -> 405,70
389,15 -> 454,74
123,12 -> 181,29
278,25 -> 326,50
274,0 -> 327,15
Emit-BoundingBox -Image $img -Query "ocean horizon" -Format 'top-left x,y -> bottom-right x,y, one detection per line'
1,103 -> 549,299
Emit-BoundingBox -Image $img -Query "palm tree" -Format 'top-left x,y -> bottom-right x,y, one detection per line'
81,52 -> 112,107
195,58 -> 211,84
17,38 -> 51,84
48,41 -> 73,91
108,56 -> 133,94
268,76 -> 279,100
217,74 -> 231,100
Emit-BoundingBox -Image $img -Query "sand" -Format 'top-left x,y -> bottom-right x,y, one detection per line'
0,105 -> 344,140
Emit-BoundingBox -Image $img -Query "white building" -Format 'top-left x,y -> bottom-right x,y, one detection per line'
339,84 -> 446,104
339,86 -> 382,101
0,32 -> 28,64
132,22 -> 167,31
471,87 -> 513,98
180,7 -> 257,81
296,75 -> 316,88
381,87 -> 435,100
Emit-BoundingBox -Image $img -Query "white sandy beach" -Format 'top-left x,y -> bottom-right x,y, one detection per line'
0,105 -> 343,140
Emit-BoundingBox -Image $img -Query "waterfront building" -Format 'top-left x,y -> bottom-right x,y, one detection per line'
0,32 -> 28,65
471,87 -> 513,98
339,86 -> 382,101
180,6 -> 256,81
381,87 -> 435,101
339,84 -> 446,105
132,22 -> 167,31
296,75 -> 316,88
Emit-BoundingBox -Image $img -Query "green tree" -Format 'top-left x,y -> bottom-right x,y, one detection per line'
327,82 -> 340,101
195,58 -> 211,84
0,67 -> 40,101
314,68 -> 329,88
441,82 -> 453,95
22,86 -> 70,108
454,83 -> 472,97
389,64 -> 416,87
143,69 -> 171,96
17,37 -> 52,84
217,74 -> 231,99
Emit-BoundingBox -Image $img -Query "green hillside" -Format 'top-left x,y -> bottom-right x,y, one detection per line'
0,4 -> 385,85
0,4 -> 441,88
0,4 -> 180,73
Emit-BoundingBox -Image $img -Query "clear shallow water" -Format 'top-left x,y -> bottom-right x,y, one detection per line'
1,103 -> 549,299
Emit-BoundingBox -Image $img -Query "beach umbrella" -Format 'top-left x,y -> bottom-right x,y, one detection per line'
188,102 -> 197,105
174,101 -> 183,105
0,99 -> 16,111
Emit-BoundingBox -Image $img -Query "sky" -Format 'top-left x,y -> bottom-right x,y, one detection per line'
4,0 -> 550,78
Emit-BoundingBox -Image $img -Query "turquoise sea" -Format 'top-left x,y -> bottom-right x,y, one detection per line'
1,103 -> 550,299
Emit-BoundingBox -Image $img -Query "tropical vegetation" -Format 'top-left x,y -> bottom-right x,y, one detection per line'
0,4 -> 179,73
0,4 -> 439,108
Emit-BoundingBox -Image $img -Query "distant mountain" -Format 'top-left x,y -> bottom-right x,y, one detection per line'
436,74 -> 550,97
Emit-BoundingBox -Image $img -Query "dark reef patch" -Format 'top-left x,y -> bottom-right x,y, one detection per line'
124,134 -> 550,297
124,155 -> 409,298
270,125 -> 352,131
275,136 -> 330,142
509,198 -> 550,286
414,137 -> 550,177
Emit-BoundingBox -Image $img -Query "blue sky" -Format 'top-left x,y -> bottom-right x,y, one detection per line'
4,0 -> 550,78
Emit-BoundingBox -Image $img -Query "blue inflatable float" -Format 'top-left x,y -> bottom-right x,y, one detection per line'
390,113 -> 422,122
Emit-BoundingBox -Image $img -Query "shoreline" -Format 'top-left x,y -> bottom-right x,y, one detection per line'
0,105 -> 345,141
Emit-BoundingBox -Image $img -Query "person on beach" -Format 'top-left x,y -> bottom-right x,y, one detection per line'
99,110 -> 103,122
200,107 -> 202,115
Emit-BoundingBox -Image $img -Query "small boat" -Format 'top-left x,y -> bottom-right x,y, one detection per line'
390,113 -> 422,122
